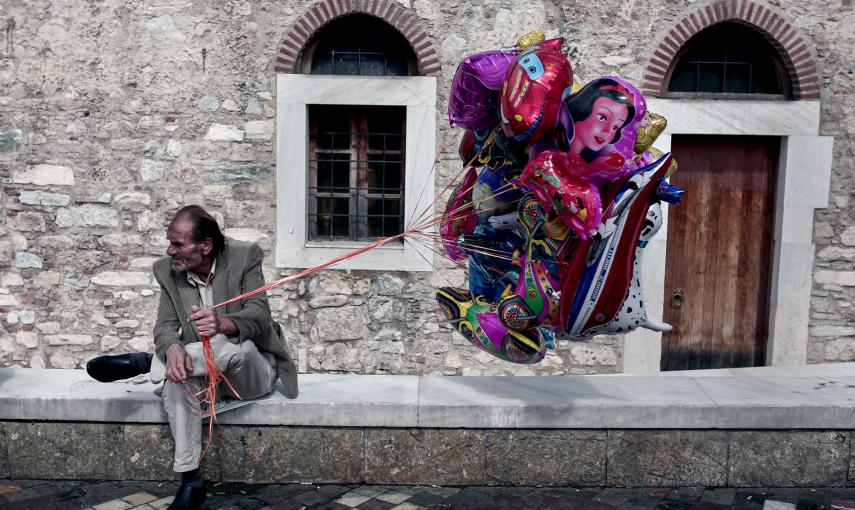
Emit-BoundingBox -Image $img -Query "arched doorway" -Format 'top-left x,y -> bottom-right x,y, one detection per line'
622,1 -> 833,372
660,21 -> 789,370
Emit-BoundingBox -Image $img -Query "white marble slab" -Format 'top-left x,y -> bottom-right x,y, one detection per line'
647,99 -> 820,136
1,365 -> 852,429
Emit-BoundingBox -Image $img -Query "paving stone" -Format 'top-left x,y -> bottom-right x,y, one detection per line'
419,486 -> 461,497
375,487 -> 420,504
521,488 -> 614,510
730,490 -> 765,509
387,503 -> 425,510
356,498 -> 396,510
652,500 -> 694,509
593,487 -> 641,507
253,483 -> 312,502
850,431 -> 855,486
419,486 -> 494,509
613,487 -> 670,509
242,426 -> 363,483
486,429 -> 606,486
122,425 -> 176,482
0,494 -> 81,510
121,491 -> 158,505
147,496 -> 174,510
304,502 -> 351,510
6,423 -> 124,480
608,431 -> 727,487
665,487 -> 704,501
317,484 -> 358,498
365,429 -> 485,485
729,432 -> 849,486
762,501 -> 796,510
292,489 -> 334,507
91,499 -> 133,510
404,491 -> 447,507
701,488 -> 737,505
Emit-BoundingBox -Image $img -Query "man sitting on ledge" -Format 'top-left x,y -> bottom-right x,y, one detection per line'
90,205 -> 298,510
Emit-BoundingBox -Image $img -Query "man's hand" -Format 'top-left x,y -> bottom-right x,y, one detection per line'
165,343 -> 193,384
188,306 -> 237,338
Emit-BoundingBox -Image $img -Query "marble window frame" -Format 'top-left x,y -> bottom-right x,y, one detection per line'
623,99 -> 834,372
275,74 -> 437,271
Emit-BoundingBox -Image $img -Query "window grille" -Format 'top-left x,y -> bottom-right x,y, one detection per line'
306,14 -> 413,76
667,22 -> 790,99
308,105 -> 406,242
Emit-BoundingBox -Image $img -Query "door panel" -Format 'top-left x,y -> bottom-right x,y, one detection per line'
661,135 -> 779,371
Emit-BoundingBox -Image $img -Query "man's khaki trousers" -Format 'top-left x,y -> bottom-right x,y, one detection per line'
160,338 -> 276,472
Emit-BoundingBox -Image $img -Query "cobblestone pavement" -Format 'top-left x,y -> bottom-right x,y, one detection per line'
1,479 -> 855,510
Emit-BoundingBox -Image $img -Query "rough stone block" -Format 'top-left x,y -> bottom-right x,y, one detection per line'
729,431 -> 849,486
91,271 -> 151,286
486,430 -> 606,486
124,424 -> 176,481
244,120 -> 274,139
242,426 -> 363,483
365,429 -> 485,485
607,431 -> 727,486
19,191 -> 71,207
200,426 -> 248,482
14,251 -> 43,269
204,124 -> 244,142
15,212 -> 47,231
13,164 -> 75,185
0,422 -> 8,477
850,431 -> 855,486
55,205 -> 119,227
6,422 -> 124,479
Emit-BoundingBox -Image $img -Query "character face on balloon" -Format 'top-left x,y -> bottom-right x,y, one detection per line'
562,78 -> 636,159
499,39 -> 573,143
572,97 -> 629,154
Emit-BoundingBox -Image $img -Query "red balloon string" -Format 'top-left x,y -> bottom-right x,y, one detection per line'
192,149 -> 519,459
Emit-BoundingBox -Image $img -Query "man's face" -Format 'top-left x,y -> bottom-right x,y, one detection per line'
166,219 -> 211,273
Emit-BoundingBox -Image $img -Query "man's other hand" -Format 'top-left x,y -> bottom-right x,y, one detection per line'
188,306 -> 237,338
165,343 -> 193,384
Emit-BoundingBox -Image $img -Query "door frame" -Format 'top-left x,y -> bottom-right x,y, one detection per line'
623,99 -> 833,372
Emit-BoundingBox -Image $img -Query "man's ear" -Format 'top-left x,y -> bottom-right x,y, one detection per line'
200,238 -> 214,256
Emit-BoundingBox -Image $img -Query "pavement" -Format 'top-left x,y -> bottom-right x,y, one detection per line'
1,479 -> 855,510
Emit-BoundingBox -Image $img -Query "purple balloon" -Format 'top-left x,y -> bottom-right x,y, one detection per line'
448,49 -> 519,130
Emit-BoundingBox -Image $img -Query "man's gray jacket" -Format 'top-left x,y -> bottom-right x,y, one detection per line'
152,238 -> 298,398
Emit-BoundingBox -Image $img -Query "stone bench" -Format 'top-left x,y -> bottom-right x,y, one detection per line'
1,364 -> 853,487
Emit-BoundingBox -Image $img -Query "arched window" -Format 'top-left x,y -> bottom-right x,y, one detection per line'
666,22 -> 791,99
302,15 -> 418,242
300,14 -> 417,76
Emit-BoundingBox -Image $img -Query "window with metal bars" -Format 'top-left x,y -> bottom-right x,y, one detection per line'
301,13 -> 417,243
308,105 -> 405,242
666,22 -> 791,99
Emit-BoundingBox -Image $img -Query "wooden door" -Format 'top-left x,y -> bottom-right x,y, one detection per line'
661,135 -> 779,370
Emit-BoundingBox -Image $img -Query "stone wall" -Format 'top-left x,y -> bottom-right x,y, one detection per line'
1,0 -> 852,373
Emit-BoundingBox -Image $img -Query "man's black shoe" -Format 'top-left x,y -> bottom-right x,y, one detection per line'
167,482 -> 207,510
86,353 -> 153,382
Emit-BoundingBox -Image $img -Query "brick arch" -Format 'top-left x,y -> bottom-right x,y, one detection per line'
641,0 -> 820,99
274,0 -> 440,76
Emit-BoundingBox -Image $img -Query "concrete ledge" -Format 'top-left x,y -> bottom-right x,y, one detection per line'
1,364 -> 854,429
1,365 -> 853,486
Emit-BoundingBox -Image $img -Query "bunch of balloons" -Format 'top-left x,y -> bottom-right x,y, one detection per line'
437,30 -> 683,364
